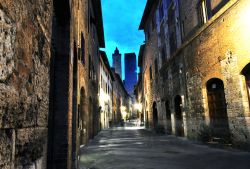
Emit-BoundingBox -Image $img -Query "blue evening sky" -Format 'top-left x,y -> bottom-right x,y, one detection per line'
101,0 -> 146,80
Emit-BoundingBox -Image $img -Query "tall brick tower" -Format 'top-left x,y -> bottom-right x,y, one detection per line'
112,47 -> 122,78
124,53 -> 137,95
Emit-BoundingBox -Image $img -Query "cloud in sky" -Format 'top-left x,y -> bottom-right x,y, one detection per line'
101,0 -> 146,80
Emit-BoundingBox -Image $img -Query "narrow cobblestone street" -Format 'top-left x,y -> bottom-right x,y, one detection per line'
2,0 -> 250,168
79,124 -> 250,169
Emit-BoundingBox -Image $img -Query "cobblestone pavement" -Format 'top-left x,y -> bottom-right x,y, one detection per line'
79,126 -> 250,169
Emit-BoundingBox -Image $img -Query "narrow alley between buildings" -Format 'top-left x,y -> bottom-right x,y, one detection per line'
79,123 -> 250,169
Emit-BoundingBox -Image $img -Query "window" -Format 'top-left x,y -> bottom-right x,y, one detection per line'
152,14 -> 156,30
150,66 -> 152,80
88,0 -> 90,33
168,4 -> 177,54
154,59 -> 158,75
81,33 -> 85,64
88,55 -> 95,80
198,0 -> 229,25
100,75 -> 102,84
161,47 -> 166,63
147,30 -> 150,41
89,55 -> 92,79
159,3 -> 164,22
181,20 -> 185,41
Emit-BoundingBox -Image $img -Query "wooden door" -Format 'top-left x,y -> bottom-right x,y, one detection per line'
207,78 -> 229,137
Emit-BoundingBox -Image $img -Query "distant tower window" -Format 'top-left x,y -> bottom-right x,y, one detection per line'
198,0 -> 229,25
154,59 -> 158,75
161,47 -> 166,63
81,33 -> 85,64
147,30 -> 150,41
101,76 -> 102,87
150,66 -> 153,80
159,3 -> 164,22
152,13 -> 156,30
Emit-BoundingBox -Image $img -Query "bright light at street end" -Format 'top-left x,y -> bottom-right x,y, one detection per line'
120,106 -> 127,120
134,103 -> 142,112
120,106 -> 126,112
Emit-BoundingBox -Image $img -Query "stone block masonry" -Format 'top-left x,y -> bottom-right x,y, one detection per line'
0,0 -> 53,168
0,0 -> 105,168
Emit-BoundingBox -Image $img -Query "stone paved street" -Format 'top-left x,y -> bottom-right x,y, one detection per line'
79,125 -> 250,169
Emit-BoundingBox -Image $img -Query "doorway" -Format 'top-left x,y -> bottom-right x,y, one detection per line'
80,87 -> 86,145
153,102 -> 158,128
242,63 -> 250,105
174,95 -> 184,136
206,78 -> 230,137
165,100 -> 172,134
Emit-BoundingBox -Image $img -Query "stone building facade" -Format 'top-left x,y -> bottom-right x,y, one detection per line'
112,69 -> 131,124
0,0 -> 105,169
48,0 -> 105,169
139,0 -> 250,148
99,51 -> 114,129
135,44 -> 146,125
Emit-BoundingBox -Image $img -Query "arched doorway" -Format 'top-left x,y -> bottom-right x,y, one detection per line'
152,102 -> 158,128
146,111 -> 149,128
206,78 -> 229,137
140,113 -> 144,126
80,88 -> 86,145
165,100 -> 172,134
89,97 -> 93,139
175,95 -> 184,136
241,63 -> 250,105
